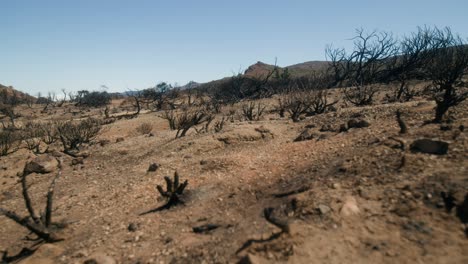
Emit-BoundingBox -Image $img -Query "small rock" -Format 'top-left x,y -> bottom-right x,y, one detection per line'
440,125 -> 452,131
192,224 -> 220,234
99,139 -> 111,146
239,253 -> 268,264
340,196 -> 360,217
115,137 -> 125,143
72,157 -> 84,165
23,155 -> 59,175
84,252 -> 116,264
317,204 -> 331,215
332,183 -> 341,189
347,119 -> 370,129
148,133 -> 154,137
339,123 -> 348,132
128,223 -> 139,232
254,126 -> 271,134
294,129 -> 314,142
320,124 -> 334,132
147,163 -> 160,172
410,139 -> 449,155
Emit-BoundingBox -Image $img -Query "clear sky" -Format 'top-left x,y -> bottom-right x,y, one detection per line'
1,0 -> 467,95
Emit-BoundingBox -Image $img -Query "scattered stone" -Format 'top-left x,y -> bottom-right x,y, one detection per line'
115,137 -> 125,143
239,253 -> 269,264
72,157 -> 84,166
20,244 -> 64,264
99,139 -> 111,146
147,163 -> 160,172
200,160 -> 208,165
320,124 -> 334,132
440,125 -> 452,131
148,133 -> 154,137
192,224 -> 220,234
84,253 -> 116,264
78,151 -> 90,158
254,126 -> 271,134
410,139 -> 449,155
23,155 -> 59,175
340,196 -> 360,217
403,220 -> 432,234
317,204 -> 331,215
347,119 -> 370,129
128,223 -> 139,232
339,123 -> 348,132
294,129 -> 314,142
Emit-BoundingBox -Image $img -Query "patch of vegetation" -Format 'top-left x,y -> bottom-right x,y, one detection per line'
56,118 -> 102,155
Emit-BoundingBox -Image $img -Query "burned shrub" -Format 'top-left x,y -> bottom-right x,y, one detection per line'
39,122 -> 58,145
0,129 -> 20,156
241,101 -> 266,121
162,107 -> 213,138
0,160 -> 64,242
277,91 -> 314,122
56,118 -> 102,153
140,171 -> 188,214
21,122 -> 44,153
136,122 -> 153,135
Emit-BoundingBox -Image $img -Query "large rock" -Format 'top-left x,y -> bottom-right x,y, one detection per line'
23,155 -> 59,175
410,139 -> 448,155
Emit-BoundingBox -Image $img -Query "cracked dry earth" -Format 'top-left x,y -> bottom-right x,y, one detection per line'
0,99 -> 467,263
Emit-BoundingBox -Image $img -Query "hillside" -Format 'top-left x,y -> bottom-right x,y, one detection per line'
0,84 -> 467,263
244,61 -> 329,78
0,84 -> 35,104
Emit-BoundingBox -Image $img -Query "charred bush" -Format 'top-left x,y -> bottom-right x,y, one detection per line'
56,118 -> 102,153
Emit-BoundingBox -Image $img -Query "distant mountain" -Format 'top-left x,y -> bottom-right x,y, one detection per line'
178,81 -> 200,90
243,60 -> 329,78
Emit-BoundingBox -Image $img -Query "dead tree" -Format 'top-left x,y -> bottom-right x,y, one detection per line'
0,160 -> 63,242
326,29 -> 398,106
140,172 -> 188,214
423,27 -> 468,123
388,26 -> 437,102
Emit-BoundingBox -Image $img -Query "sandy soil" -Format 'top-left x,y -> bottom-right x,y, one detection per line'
0,93 -> 467,263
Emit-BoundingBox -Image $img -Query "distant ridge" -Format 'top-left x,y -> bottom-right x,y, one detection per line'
0,83 -> 35,104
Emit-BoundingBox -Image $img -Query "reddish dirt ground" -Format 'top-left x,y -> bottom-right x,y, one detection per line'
0,93 -> 467,263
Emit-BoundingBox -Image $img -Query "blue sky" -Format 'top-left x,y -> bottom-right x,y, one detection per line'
1,0 -> 467,95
